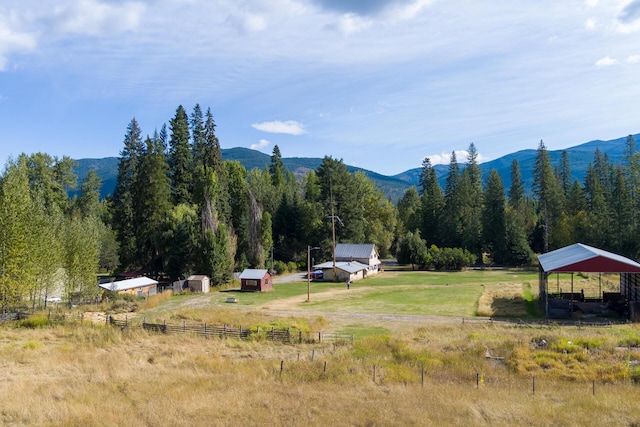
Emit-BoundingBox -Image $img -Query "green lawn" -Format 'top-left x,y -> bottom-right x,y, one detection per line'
144,269 -> 539,320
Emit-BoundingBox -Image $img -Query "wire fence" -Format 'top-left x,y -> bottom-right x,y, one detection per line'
461,317 -> 620,328
108,316 -> 354,345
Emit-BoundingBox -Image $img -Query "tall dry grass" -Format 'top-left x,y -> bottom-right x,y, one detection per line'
2,320 -> 640,426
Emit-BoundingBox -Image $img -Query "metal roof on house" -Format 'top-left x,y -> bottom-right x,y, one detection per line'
99,276 -> 158,292
239,269 -> 269,280
335,243 -> 378,260
538,243 -> 640,273
314,261 -> 369,273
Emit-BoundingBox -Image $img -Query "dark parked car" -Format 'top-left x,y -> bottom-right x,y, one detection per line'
307,270 -> 323,280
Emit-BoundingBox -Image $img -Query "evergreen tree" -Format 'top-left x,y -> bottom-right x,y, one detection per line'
503,207 -> 535,266
133,133 -> 172,273
420,158 -> 444,246
443,152 -> 462,247
532,140 -> 561,252
269,145 -> 286,188
459,143 -> 483,260
583,152 -> 611,248
226,161 -> 249,266
558,150 -> 572,199
161,204 -> 199,281
508,159 -> 525,210
169,105 -> 192,205
112,118 -> 144,269
612,167 -> 633,255
482,169 -> 507,264
190,104 -> 205,169
624,135 -> 640,235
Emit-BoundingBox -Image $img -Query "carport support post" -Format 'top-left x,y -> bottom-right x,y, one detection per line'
571,272 -> 574,315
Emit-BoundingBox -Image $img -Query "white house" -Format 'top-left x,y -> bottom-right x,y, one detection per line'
334,243 -> 381,276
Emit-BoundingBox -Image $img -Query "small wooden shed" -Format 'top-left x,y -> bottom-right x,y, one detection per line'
186,275 -> 210,293
239,269 -> 272,292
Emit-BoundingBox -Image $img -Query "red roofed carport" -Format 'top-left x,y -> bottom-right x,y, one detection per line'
538,243 -> 640,320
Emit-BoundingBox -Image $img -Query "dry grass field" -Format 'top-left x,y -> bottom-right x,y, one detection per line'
2,270 -> 640,426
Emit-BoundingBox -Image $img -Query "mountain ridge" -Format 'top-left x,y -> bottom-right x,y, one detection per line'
73,133 -> 639,202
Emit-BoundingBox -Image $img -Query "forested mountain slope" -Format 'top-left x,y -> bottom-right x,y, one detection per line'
74,133 -> 639,201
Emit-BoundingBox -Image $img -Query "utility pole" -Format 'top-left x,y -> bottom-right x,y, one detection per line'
331,200 -> 336,282
307,245 -> 320,302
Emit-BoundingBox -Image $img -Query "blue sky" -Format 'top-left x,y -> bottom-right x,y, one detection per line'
1,0 -> 640,176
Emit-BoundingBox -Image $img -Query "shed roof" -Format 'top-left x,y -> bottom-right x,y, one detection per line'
99,276 -> 158,292
187,275 -> 209,281
239,269 -> 269,280
538,243 -> 640,273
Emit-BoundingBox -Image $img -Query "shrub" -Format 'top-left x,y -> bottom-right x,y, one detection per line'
18,316 -> 55,328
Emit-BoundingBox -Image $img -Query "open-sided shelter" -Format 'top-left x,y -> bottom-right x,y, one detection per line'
538,243 -> 640,319
239,269 -> 272,292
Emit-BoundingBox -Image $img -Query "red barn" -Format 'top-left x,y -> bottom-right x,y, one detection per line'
239,269 -> 272,292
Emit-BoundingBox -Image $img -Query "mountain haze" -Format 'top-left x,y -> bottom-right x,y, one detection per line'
74,133 -> 639,202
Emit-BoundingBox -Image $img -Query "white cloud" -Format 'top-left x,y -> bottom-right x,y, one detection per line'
386,0 -> 433,21
628,54 -> 640,63
335,13 -> 372,35
251,120 -> 308,135
0,13 -> 37,71
595,56 -> 617,67
585,18 -> 596,30
427,150 -> 487,165
49,0 -> 145,36
250,139 -> 271,150
586,0 -> 598,8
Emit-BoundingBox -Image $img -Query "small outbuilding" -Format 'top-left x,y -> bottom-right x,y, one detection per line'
239,269 -> 272,292
185,275 -> 210,293
99,276 -> 158,297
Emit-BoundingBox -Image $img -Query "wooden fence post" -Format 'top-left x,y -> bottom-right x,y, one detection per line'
280,360 -> 284,378
421,367 -> 425,387
324,361 -> 327,373
183,320 -> 186,332
373,365 -> 376,383
532,376 -> 536,395
311,349 -> 315,361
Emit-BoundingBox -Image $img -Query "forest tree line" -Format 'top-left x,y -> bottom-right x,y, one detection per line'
1,102 -> 639,308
